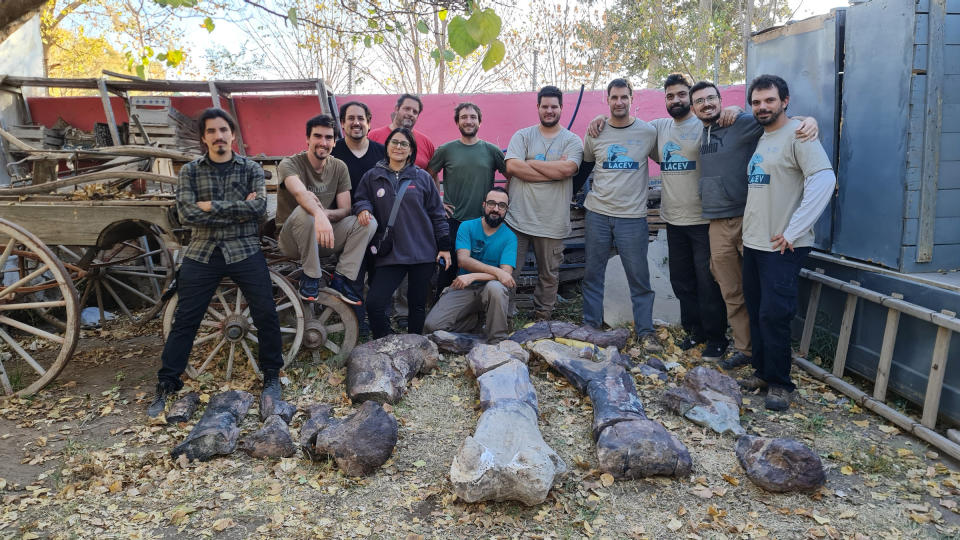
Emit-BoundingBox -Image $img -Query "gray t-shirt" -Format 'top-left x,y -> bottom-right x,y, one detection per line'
743,119 -> 833,251
582,119 -> 658,218
504,125 -> 583,239
651,116 -> 708,226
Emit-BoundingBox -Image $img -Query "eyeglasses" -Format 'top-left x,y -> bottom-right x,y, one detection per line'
388,139 -> 411,148
693,94 -> 720,105
484,200 -> 508,210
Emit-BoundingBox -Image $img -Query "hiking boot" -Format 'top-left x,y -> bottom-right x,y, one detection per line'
146,381 -> 176,418
638,332 -> 663,353
721,352 -> 752,370
262,372 -> 283,402
678,334 -> 704,350
738,375 -> 769,391
765,386 -> 793,411
533,310 -> 551,321
702,341 -> 728,361
299,275 -> 321,301
329,273 -> 362,305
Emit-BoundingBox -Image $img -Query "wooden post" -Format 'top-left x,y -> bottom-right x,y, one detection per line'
315,79 -> 330,115
922,309 -> 956,429
916,0 -> 946,262
799,268 -> 826,356
873,293 -> 903,401
208,81 -> 222,110
832,280 -> 860,378
97,78 -> 122,146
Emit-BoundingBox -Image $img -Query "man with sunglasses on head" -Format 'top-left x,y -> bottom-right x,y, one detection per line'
425,187 -> 517,343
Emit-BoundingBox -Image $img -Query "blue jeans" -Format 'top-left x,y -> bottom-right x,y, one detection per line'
582,210 -> 654,334
742,246 -> 811,391
157,249 -> 283,388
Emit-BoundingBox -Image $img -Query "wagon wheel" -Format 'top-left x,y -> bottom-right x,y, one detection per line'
0,218 -> 80,397
303,290 -> 359,367
162,270 -> 305,381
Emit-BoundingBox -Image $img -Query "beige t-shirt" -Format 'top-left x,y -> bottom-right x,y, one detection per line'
742,119 -> 833,251
582,119 -> 658,218
504,125 -> 583,239
276,152 -> 350,226
651,116 -> 708,226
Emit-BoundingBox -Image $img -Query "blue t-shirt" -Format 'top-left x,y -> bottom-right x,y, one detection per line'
455,218 -> 518,275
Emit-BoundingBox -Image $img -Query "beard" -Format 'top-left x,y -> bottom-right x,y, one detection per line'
667,102 -> 691,119
347,127 -> 366,141
458,125 -> 478,137
700,110 -> 721,124
539,117 -> 559,128
483,212 -> 504,227
755,107 -> 784,126
399,116 -> 416,129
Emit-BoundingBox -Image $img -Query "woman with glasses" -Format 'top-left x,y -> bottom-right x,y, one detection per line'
353,127 -> 451,338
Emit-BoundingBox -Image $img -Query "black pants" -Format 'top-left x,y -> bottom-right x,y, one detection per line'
366,263 -> 435,338
743,246 -> 811,391
435,218 -> 462,300
666,223 -> 728,344
158,249 -> 283,389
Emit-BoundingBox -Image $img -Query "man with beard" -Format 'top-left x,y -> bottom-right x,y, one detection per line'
575,78 -> 659,339
690,80 -> 819,370
427,102 -> 507,297
424,187 -> 517,342
368,94 -> 436,169
149,108 -> 283,417
738,75 -> 835,411
276,114 -> 376,303
332,101 -> 386,198
504,85 -> 583,320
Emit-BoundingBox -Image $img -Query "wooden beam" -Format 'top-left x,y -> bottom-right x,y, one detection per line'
0,204 -> 174,246
873,293 -> 904,401
922,309 -> 956,428
2,76 -> 334,94
0,170 -> 176,195
316,79 -> 330,115
799,268 -> 825,356
917,0 -> 946,262
832,280 -> 860,378
97,78 -> 122,146
208,80 -> 222,110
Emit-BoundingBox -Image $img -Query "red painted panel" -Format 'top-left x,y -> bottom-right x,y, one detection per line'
27,86 -> 746,172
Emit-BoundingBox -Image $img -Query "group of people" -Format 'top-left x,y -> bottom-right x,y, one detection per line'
148,72 -> 835,417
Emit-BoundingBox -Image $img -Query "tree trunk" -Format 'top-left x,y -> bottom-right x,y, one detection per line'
434,12 -> 446,94
743,0 -> 754,73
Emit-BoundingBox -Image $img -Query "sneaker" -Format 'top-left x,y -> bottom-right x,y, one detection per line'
638,332 -> 663,353
329,273 -> 363,305
765,386 -> 793,411
146,381 -> 176,418
702,341 -> 728,361
262,372 -> 283,402
738,375 -> 769,391
678,334 -> 704,350
299,275 -> 320,301
720,352 -> 752,370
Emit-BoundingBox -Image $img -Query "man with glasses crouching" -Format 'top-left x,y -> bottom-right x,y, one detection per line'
425,187 -> 517,343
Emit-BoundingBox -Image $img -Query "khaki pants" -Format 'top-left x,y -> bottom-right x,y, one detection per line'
510,227 -> 564,315
278,206 -> 377,280
708,216 -> 751,355
424,280 -> 511,342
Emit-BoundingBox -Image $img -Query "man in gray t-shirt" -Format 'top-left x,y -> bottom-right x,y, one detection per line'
577,78 -> 659,337
504,85 -> 583,319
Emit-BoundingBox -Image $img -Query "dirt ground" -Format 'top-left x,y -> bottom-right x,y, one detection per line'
3,313 -> 960,539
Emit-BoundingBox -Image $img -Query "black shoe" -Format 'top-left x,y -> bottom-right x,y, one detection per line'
765,386 -> 793,411
679,335 -> 704,350
738,375 -> 769,391
720,352 -> 752,370
329,273 -> 362,305
702,341 -> 728,361
262,372 -> 282,401
146,381 -> 176,418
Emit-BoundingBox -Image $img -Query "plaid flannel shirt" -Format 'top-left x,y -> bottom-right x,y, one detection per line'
177,153 -> 267,264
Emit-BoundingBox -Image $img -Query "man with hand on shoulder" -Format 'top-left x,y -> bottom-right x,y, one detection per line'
425,187 -> 517,343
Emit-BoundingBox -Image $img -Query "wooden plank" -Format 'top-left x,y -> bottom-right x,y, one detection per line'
905,188 -> 960,217
922,309 -> 956,428
902,216 -> 960,245
799,268 -> 825,356
832,280 -> 861,378
0,204 -> 174,245
873,293 -> 904,401
316,80 -> 330,115
208,81 -> 222,110
97,78 -> 122,146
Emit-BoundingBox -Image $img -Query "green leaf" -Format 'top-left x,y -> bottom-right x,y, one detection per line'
135,65 -> 146,79
466,8 -> 502,46
416,20 -> 429,34
287,7 -> 298,27
156,52 -> 168,61
430,48 -> 441,65
144,45 -> 153,57
438,9 -> 448,21
447,16 -> 479,58
443,49 -> 455,62
481,39 -> 505,71
202,17 -> 215,32
367,18 -> 379,29
363,35 -> 372,48
165,48 -> 184,66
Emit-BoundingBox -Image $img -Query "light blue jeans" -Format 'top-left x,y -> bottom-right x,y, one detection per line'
582,210 -> 654,335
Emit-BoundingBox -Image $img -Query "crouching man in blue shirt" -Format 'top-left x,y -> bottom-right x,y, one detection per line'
424,187 -> 517,343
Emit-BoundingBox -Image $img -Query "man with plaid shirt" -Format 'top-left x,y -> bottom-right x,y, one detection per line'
148,108 -> 284,418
